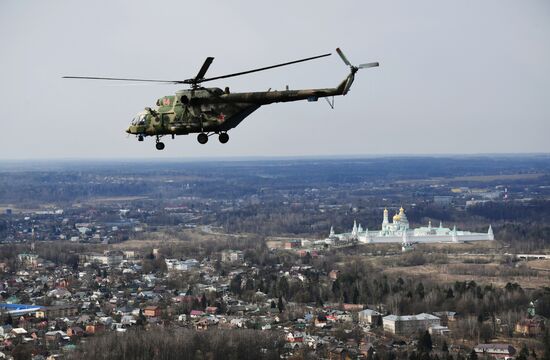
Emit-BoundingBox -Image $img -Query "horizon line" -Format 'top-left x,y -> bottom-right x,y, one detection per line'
1,152 -> 550,163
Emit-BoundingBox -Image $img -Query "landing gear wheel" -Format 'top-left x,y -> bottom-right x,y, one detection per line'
138,135 -> 144,142
155,142 -> 165,150
197,133 -> 208,144
218,133 -> 229,144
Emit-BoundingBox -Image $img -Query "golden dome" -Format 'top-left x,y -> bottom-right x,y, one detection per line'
393,213 -> 401,222
399,206 -> 405,214
384,208 -> 388,214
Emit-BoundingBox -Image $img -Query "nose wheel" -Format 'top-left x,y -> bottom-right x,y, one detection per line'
155,136 -> 165,150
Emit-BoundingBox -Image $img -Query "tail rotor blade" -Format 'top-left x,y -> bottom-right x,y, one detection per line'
336,48 -> 351,66
358,62 -> 379,69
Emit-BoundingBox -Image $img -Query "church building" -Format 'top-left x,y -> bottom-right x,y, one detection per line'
327,207 -> 494,245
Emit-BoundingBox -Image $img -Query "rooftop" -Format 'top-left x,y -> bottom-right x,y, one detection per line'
383,313 -> 440,321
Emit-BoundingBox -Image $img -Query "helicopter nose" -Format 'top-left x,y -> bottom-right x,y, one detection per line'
126,127 -> 132,134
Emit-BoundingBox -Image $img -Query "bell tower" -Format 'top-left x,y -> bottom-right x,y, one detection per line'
382,208 -> 389,231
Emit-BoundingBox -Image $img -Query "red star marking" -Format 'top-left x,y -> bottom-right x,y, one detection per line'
162,98 -> 171,106
217,113 -> 225,122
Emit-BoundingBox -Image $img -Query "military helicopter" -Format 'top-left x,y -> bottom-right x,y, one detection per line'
64,48 -> 378,150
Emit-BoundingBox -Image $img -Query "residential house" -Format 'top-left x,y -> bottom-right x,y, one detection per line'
359,309 -> 382,326
195,317 -> 219,331
85,323 -> 105,335
229,318 -> 246,328
38,304 -> 79,319
337,313 -> 353,323
121,315 -> 135,326
0,325 -> 13,338
221,250 -> 244,263
343,303 -> 364,311
284,240 -> 301,250
433,311 -> 458,325
66,327 -> 84,337
286,331 -> 304,343
315,314 -> 328,328
329,270 -> 340,280
190,310 -> 205,318
429,325 -> 451,336
205,306 -> 218,315
10,328 -> 28,338
143,306 -> 161,318
45,330 -> 66,343
474,344 -> 516,359
329,347 -> 355,360
515,317 -> 545,336
359,342 -> 375,358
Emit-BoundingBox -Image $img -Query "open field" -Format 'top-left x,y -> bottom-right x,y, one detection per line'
80,196 -> 149,204
382,263 -> 549,288
110,228 -> 236,251
525,259 -> 550,272
0,203 -> 58,214
0,205 -> 25,213
111,238 -> 182,250
395,172 -> 544,185
413,241 -> 501,252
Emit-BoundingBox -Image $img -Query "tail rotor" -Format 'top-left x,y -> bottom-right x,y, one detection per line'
336,48 -> 379,95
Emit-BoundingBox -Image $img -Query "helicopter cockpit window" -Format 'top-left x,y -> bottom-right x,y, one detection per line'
131,114 -> 147,126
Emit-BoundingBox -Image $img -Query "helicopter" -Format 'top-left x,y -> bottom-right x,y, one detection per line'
64,48 -> 379,150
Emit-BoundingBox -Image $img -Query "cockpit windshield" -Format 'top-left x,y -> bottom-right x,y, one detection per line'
131,113 -> 147,126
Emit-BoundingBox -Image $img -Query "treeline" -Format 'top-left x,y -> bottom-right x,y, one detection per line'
66,328 -> 284,360
0,172 -> 149,203
495,223 -> 550,251
468,200 -> 550,222
447,263 -> 537,277
466,201 -> 550,251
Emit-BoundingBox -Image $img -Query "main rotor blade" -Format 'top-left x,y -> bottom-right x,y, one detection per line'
62,76 -> 180,83
358,62 -> 379,69
336,48 -> 351,66
193,57 -> 214,82
64,52 -> 331,85
197,52 -> 331,84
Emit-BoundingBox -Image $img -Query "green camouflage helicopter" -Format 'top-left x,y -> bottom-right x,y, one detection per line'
64,48 -> 378,150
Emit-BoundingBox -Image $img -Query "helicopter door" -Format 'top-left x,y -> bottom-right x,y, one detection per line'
161,113 -> 172,129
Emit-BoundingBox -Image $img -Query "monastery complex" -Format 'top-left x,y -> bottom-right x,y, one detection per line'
328,207 -> 494,245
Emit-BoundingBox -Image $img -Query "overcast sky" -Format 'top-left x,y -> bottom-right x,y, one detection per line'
1,0 -> 549,159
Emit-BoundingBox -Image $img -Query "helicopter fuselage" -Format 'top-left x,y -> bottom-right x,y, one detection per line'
126,81 -> 347,138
